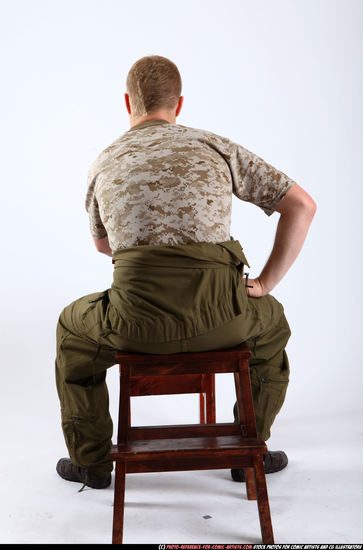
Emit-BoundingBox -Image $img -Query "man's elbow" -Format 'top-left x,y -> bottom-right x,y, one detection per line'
93,236 -> 112,255
301,194 -> 317,218
94,238 -> 104,252
276,183 -> 317,219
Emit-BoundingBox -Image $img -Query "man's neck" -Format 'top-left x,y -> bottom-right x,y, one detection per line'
129,111 -> 176,128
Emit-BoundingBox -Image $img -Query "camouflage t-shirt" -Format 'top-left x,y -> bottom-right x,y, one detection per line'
85,119 -> 296,252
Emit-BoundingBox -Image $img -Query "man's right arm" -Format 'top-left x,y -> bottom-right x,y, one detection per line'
86,168 -> 111,256
93,236 -> 113,257
246,183 -> 317,298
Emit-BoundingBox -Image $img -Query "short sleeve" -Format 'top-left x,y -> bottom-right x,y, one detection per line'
228,141 -> 296,215
85,170 -> 108,239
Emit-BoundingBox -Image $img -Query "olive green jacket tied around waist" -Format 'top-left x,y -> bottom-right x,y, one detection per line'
56,237 -> 290,464
108,238 -> 268,348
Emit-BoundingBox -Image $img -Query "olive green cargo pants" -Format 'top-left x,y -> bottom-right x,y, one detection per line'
55,289 -> 290,479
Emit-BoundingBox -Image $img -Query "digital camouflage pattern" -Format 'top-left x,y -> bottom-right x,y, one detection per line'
85,119 -> 296,252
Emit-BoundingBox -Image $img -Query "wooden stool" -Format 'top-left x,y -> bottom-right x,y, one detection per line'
110,343 -> 274,544
127,371 -> 215,425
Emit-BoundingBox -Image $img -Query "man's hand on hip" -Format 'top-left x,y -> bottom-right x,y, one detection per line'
244,277 -> 267,298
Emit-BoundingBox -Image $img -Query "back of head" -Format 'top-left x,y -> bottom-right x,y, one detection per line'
126,55 -> 182,117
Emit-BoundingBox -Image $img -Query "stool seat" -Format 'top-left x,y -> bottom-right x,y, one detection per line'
111,342 -> 274,544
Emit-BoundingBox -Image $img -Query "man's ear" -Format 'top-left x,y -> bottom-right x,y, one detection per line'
124,93 -> 132,115
175,96 -> 184,117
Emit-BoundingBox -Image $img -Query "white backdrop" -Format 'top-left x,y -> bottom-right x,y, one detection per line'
0,0 -> 362,543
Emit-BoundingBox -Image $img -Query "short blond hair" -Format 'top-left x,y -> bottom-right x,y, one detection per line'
126,55 -> 182,117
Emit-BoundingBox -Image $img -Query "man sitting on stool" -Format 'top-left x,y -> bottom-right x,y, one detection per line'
55,55 -> 317,489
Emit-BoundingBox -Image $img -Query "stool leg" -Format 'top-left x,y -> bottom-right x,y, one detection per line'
199,393 -> 206,424
253,455 -> 274,543
112,461 -> 126,544
244,467 -> 257,500
118,364 -> 131,444
205,373 -> 216,423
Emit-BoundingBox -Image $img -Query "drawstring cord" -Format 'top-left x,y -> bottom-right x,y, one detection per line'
78,470 -> 88,493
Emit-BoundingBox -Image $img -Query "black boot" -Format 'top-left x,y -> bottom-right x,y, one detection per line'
231,450 -> 288,482
56,458 -> 111,489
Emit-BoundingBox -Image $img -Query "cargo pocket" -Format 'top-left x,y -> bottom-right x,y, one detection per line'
62,411 -> 112,470
253,374 -> 289,441
62,415 -> 92,468
63,416 -> 85,450
56,328 -> 69,363
81,290 -> 108,321
79,291 -> 110,339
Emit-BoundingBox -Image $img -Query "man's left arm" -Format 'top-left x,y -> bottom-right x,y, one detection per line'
247,183 -> 317,297
224,139 -> 317,297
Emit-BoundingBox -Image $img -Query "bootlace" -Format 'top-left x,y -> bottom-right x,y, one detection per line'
78,470 -> 88,493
